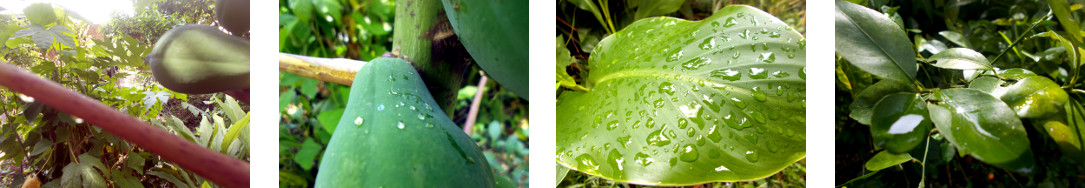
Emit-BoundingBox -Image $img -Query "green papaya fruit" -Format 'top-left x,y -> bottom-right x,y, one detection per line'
147,24 -> 249,94
314,58 -> 495,187
441,0 -> 528,99
215,0 -> 250,35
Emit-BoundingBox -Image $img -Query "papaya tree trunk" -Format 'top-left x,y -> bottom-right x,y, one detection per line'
393,0 -> 464,117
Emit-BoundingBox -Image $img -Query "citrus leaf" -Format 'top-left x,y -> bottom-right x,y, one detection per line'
968,69 -> 1068,119
849,79 -> 916,125
870,92 -> 932,154
927,88 -> 1035,173
835,0 -> 917,84
927,48 -> 992,71
557,5 -> 805,185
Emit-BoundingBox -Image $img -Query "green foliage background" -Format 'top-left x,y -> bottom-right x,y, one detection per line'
0,0 -> 249,187
277,0 -> 530,187
836,0 -> 1085,187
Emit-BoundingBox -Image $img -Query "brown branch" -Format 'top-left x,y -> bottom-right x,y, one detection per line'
0,61 -> 249,188
463,73 -> 488,136
278,53 -> 365,86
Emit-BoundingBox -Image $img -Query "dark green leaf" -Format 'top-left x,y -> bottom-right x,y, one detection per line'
835,0 -> 917,83
927,48 -> 992,71
927,88 -> 1035,173
294,138 -> 322,171
850,79 -> 916,125
870,92 -> 932,153
969,69 -> 1068,118
864,150 -> 913,171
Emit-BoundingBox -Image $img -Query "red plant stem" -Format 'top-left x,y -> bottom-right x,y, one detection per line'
0,62 -> 249,188
463,74 -> 488,136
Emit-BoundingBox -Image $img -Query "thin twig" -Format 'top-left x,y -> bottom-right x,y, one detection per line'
0,61 -> 249,187
463,72 -> 489,136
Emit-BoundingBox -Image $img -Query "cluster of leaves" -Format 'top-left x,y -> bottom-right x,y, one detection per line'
277,0 -> 530,187
557,0 -> 805,187
0,1 -> 248,187
278,0 -> 393,60
836,0 -> 1085,187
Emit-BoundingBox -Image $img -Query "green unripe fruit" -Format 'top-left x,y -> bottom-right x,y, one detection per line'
148,24 -> 249,94
314,58 -> 495,187
215,0 -> 250,35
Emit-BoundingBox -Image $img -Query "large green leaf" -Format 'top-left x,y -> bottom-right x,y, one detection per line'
927,88 -> 1035,173
835,0 -> 917,84
556,5 -> 805,185
441,0 -> 529,98
968,69 -> 1068,119
849,79 -> 916,125
870,92 -> 932,154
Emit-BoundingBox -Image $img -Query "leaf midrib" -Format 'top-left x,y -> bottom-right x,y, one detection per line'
590,69 -> 804,109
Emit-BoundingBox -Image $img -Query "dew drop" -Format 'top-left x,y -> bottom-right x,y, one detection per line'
658,82 -> 677,96
634,153 -> 654,166
653,98 -> 666,108
748,67 -> 768,79
377,104 -> 385,111
724,17 -> 738,27
752,87 -> 767,102
576,154 -> 600,172
397,121 -> 405,129
679,144 -> 699,162
699,37 -> 717,50
646,126 -> 672,146
617,135 -> 632,148
758,52 -> 775,63
606,120 -> 620,131
666,50 -> 684,62
682,57 -> 712,70
711,69 -> 742,81
608,149 -> 625,171
730,97 -> 747,109
678,118 -> 689,129
772,71 -> 790,78
745,151 -> 760,162
354,117 -> 364,128
669,158 -> 678,167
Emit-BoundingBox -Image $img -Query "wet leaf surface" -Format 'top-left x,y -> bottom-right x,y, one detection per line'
557,5 -> 805,185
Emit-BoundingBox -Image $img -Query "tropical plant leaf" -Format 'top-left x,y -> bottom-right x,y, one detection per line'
864,150 -> 913,171
927,48 -> 992,71
61,154 -> 108,188
870,92 -> 931,154
927,88 -> 1035,173
556,5 -> 805,185
835,0 -> 917,84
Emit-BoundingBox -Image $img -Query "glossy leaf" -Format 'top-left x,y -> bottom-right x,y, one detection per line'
927,88 -> 1035,173
442,0 -> 529,98
864,150 -> 913,171
927,48 -> 992,71
968,69 -> 1068,119
871,93 -> 932,154
557,5 -> 805,185
1039,120 -> 1083,158
849,79 -> 916,125
630,0 -> 684,20
835,0 -> 917,84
